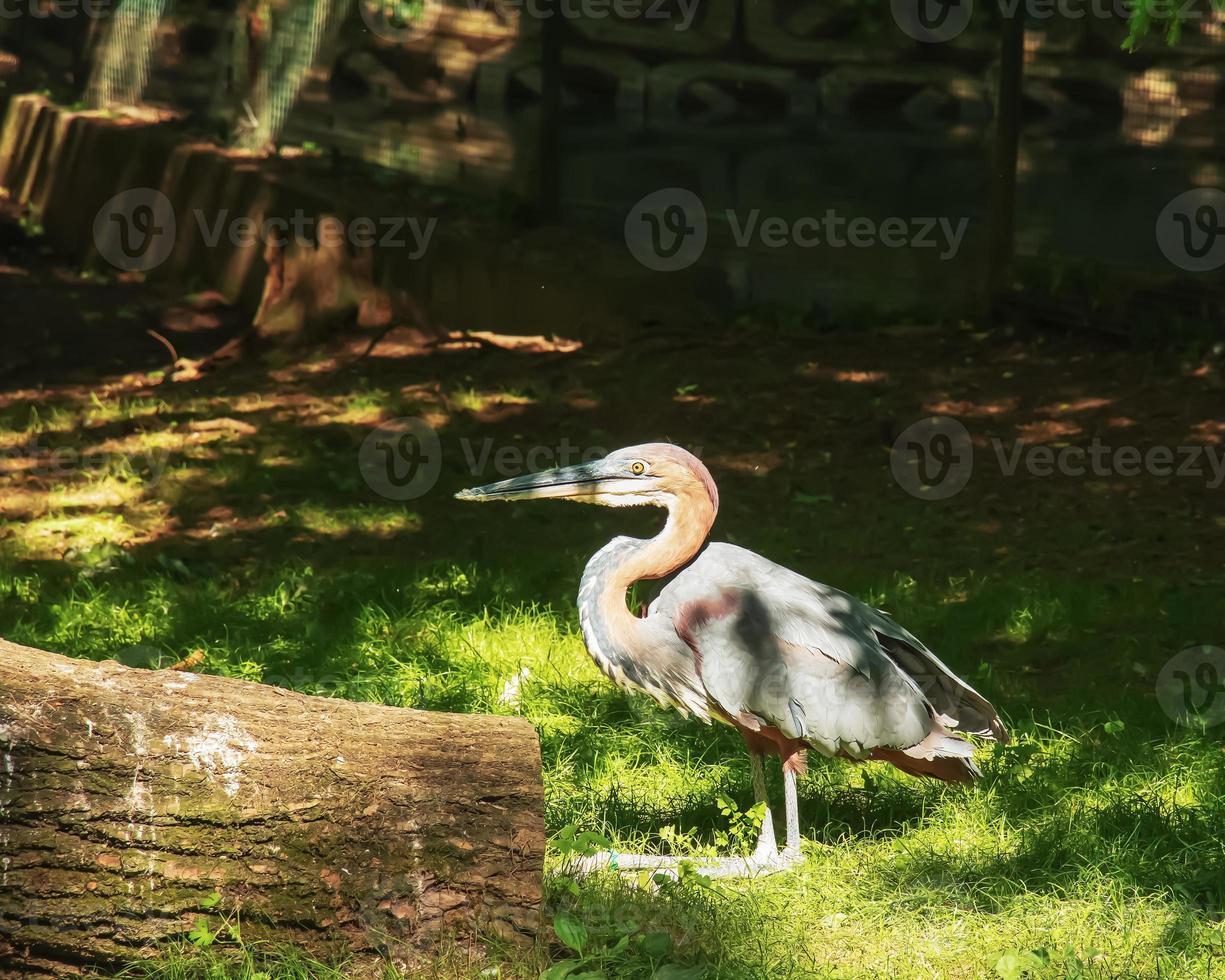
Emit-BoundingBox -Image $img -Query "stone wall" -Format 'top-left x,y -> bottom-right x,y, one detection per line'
2,0 -> 1223,315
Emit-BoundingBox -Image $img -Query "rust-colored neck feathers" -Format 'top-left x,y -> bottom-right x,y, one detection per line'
610,481 -> 717,588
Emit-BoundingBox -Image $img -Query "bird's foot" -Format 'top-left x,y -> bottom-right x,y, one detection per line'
569,848 -> 803,880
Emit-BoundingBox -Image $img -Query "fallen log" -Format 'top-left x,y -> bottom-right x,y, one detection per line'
0,639 -> 544,978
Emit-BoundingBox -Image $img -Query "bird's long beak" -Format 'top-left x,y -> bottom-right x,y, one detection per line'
456,461 -> 613,502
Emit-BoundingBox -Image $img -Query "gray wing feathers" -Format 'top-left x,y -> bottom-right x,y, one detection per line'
873,631 -> 1009,743
652,543 -> 1007,756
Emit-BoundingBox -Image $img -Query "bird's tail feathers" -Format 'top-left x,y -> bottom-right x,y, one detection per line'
870,727 -> 982,783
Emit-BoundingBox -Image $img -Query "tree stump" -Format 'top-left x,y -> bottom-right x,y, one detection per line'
0,639 -> 545,978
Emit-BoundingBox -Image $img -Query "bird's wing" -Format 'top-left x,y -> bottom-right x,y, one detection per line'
649,543 -> 1006,757
855,604 -> 1009,743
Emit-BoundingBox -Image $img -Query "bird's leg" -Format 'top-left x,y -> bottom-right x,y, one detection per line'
570,752 -> 802,880
781,764 -> 802,860
749,751 -> 778,861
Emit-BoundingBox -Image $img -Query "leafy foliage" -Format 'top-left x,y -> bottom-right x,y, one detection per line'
1124,0 -> 1225,50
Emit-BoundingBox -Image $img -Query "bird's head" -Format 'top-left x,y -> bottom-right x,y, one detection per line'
455,443 -> 718,514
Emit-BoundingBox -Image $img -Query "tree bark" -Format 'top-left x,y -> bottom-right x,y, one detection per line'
0,639 -> 544,978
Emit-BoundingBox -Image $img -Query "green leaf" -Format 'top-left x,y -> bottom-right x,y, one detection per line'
574,831 -> 611,854
539,960 -> 580,980
199,891 -> 222,910
1104,719 -> 1125,735
653,966 -> 706,980
553,911 -> 588,954
188,917 -> 216,948
994,950 -> 1046,979
639,931 -> 673,957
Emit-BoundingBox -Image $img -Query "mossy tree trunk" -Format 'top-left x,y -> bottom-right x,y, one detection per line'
0,639 -> 544,978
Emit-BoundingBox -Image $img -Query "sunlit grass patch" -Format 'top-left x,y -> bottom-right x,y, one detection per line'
1,399 -> 79,435
45,476 -> 147,510
113,942 -> 353,980
451,387 -> 534,414
3,511 -> 141,557
83,393 -> 173,426
291,504 -> 422,537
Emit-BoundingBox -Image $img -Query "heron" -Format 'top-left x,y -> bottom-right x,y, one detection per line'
457,443 -> 1007,877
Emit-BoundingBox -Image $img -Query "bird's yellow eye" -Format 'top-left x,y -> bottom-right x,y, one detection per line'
630,461 -> 646,475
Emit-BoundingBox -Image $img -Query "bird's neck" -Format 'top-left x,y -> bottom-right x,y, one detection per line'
603,495 -> 715,590
577,493 -> 715,707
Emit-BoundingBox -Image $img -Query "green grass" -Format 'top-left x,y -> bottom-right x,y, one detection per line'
2,325 -> 1224,979
3,556 -> 1224,978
